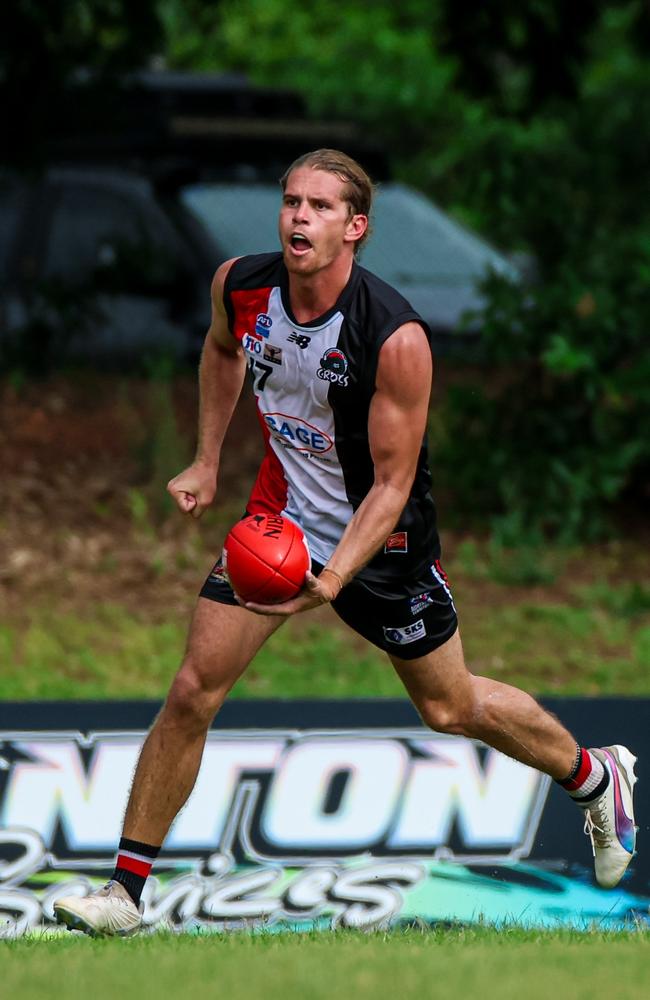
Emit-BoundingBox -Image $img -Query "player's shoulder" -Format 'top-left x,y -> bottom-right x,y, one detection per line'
226,252 -> 285,292
354,263 -> 416,314
349,263 -> 430,346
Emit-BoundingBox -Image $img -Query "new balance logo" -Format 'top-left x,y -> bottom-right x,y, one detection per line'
288,333 -> 311,350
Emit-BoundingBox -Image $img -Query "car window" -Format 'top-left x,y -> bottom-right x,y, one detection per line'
179,182 -> 513,288
44,185 -> 182,292
362,186 -> 512,286
180,184 -> 281,258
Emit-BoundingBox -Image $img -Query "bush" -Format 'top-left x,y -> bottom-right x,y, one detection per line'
436,48 -> 650,540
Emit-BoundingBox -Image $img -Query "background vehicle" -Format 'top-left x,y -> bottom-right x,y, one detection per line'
0,73 -> 514,368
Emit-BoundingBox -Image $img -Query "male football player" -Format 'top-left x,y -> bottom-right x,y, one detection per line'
55,150 -> 637,935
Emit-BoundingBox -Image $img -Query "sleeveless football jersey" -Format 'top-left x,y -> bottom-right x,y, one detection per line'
224,252 -> 440,584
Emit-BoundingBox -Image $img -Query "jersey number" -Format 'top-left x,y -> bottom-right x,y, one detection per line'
248,357 -> 273,392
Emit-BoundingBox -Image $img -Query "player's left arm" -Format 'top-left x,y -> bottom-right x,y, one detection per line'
241,321 -> 432,615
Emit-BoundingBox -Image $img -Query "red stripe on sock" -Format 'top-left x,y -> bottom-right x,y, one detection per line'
116,853 -> 152,878
562,748 -> 593,791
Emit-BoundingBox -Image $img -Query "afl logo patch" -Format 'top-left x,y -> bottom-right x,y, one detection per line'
317,348 -> 350,387
254,313 -> 273,339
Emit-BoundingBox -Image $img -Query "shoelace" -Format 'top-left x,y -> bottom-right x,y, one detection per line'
583,801 -> 612,855
97,881 -> 136,908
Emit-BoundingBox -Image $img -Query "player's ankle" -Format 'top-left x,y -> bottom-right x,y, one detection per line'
111,836 -> 161,906
557,745 -> 609,802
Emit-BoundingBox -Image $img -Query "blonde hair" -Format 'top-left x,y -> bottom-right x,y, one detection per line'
280,149 -> 374,253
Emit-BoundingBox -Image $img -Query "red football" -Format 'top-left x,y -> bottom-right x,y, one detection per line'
223,514 -> 311,603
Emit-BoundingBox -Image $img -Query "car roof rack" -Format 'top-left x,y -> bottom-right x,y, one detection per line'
42,71 -> 390,183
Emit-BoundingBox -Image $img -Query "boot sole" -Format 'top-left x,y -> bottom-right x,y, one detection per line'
54,903 -> 140,938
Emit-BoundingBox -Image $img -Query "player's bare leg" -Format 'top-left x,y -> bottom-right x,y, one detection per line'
54,598 -> 283,935
122,598 -> 284,845
390,628 -> 637,887
390,629 -> 575,777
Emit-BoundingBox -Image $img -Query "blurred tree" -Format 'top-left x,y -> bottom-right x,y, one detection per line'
2,0 -> 164,163
432,4 -> 650,539
437,1 -> 603,115
160,0 -> 453,135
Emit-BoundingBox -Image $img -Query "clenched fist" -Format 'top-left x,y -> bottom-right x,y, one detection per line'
167,461 -> 218,518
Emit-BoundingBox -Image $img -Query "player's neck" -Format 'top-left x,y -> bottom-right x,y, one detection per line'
287,255 -> 354,324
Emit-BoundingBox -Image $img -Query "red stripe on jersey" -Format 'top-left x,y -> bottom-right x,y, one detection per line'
562,750 -> 593,791
116,853 -> 152,878
248,401 -> 288,514
229,287 -> 273,342
228,286 -> 287,513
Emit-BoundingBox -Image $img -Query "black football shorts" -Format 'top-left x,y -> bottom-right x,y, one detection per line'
199,554 -> 458,661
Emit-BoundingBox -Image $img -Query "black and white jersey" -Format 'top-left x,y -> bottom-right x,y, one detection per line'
224,252 -> 440,584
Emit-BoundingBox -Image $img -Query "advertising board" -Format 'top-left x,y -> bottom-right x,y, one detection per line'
0,700 -> 647,935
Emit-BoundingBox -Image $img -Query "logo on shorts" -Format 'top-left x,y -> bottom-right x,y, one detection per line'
263,343 -> 283,364
409,593 -> 434,615
383,619 -> 426,645
254,313 -> 273,339
317,348 -> 349,387
384,531 -> 408,554
209,561 -> 228,580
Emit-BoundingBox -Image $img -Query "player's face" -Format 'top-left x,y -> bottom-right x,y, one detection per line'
279,167 -> 367,275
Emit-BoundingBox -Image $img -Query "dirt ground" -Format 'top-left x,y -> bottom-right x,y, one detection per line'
0,375 -> 352,644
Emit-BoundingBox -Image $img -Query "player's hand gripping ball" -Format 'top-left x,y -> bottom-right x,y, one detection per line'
223,514 -> 311,603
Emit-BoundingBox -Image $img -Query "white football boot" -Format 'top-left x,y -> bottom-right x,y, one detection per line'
580,745 -> 638,889
54,880 -> 142,937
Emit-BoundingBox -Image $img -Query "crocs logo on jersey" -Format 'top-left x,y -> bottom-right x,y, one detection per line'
383,620 -> 426,645
317,348 -> 350,387
264,413 -> 333,454
253,313 -> 273,339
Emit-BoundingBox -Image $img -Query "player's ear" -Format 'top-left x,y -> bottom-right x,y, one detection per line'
344,214 -> 368,246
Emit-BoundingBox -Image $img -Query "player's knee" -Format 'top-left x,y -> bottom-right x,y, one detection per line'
164,662 -> 223,732
417,697 -> 471,737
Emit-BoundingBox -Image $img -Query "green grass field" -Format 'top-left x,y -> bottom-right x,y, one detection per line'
3,928 -> 649,1000
2,554 -> 649,699
3,373 -> 649,700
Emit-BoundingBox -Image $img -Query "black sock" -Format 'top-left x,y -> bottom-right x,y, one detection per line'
111,836 -> 160,906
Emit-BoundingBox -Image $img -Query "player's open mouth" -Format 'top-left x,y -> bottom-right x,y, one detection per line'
289,233 -> 313,255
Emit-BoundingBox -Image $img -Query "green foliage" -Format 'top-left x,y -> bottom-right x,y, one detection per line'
436,23 -> 650,538
455,534 -> 562,587
161,0 -> 459,151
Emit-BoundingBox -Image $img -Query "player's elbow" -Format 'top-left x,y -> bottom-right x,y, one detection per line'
369,479 -> 413,532
373,470 -> 416,509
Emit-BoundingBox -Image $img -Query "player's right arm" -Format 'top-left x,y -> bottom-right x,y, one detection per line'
167,257 -> 245,518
